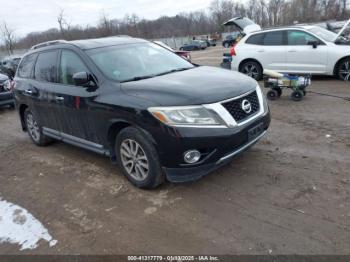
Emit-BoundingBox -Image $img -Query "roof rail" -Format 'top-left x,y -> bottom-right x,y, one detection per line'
31,40 -> 69,50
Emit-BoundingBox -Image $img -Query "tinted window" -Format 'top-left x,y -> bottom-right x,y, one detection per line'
246,33 -> 264,45
17,54 -> 37,78
34,51 -> 58,82
288,30 -> 321,45
263,31 -> 284,45
59,50 -> 89,85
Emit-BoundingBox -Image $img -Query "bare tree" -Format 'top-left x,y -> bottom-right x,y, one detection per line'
1,22 -> 16,55
57,8 -> 71,39
5,0 -> 350,50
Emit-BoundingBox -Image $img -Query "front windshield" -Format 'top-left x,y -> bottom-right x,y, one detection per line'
308,26 -> 338,42
86,42 -> 194,82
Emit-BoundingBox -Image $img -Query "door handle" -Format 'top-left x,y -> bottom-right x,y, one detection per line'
55,96 -> 64,101
288,50 -> 297,52
24,89 -> 33,94
257,49 -> 265,52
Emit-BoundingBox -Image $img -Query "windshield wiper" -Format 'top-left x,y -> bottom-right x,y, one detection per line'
121,67 -> 193,82
121,75 -> 155,83
155,67 -> 192,76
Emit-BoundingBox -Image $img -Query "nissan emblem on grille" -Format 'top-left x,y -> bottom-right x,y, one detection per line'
241,99 -> 252,114
221,91 -> 260,123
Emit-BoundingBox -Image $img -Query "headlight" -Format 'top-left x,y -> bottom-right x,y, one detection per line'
148,106 -> 226,126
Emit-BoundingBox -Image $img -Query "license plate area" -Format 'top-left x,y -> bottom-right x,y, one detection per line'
248,122 -> 264,141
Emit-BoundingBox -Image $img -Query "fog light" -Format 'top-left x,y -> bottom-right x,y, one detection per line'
184,150 -> 201,164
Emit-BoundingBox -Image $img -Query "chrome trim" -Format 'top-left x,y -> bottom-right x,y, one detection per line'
217,130 -> 267,164
147,85 -> 265,129
235,85 -> 265,127
218,89 -> 255,104
207,85 -> 265,128
42,127 -> 110,156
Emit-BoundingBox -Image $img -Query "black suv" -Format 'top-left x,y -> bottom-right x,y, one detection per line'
14,37 -> 270,188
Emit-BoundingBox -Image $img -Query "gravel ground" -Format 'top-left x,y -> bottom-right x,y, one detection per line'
0,45 -> 349,255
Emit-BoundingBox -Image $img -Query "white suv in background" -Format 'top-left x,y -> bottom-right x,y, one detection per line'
230,20 -> 350,81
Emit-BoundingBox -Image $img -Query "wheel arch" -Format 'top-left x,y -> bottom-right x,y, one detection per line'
238,58 -> 263,72
107,120 -> 157,158
333,56 -> 350,75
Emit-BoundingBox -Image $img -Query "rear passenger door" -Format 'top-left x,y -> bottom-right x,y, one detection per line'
245,31 -> 286,72
31,50 -> 63,131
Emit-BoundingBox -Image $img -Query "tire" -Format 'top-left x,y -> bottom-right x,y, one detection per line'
116,127 -> 164,189
272,87 -> 282,97
224,42 -> 230,48
335,58 -> 350,81
179,47 -> 183,51
267,89 -> 279,100
291,90 -> 303,101
239,60 -> 263,80
24,109 -> 52,146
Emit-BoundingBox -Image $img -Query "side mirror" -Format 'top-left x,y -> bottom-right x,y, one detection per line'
72,72 -> 96,88
307,40 -> 318,49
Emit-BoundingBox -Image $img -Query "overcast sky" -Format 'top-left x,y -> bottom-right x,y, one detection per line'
0,0 -> 215,37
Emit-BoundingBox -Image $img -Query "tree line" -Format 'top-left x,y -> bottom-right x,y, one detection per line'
1,0 -> 349,54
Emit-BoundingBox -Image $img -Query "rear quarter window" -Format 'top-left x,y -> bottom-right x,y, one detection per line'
262,31 -> 284,45
245,33 -> 264,45
17,53 -> 37,78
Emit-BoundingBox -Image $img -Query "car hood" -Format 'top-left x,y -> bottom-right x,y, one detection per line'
121,66 -> 257,106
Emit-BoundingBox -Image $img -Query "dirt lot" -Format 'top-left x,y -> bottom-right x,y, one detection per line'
0,45 -> 349,255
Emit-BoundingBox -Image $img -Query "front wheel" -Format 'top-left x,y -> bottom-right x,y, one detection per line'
239,61 -> 263,80
336,58 -> 350,81
224,42 -> 230,48
116,127 -> 164,189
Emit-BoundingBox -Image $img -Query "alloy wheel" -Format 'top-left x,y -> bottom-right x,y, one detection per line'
242,64 -> 259,79
339,61 -> 350,81
120,139 -> 149,181
26,113 -> 40,143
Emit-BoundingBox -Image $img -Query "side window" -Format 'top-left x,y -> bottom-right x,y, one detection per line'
59,50 -> 89,85
263,31 -> 284,46
17,54 -> 37,78
246,33 -> 264,45
34,51 -> 58,82
288,30 -> 321,45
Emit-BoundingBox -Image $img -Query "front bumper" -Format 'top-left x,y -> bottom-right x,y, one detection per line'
162,110 -> 270,183
0,91 -> 14,107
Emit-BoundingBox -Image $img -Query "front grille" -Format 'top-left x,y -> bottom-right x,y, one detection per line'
222,91 -> 260,123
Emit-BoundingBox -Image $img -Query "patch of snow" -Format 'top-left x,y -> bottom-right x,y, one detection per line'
0,198 -> 57,250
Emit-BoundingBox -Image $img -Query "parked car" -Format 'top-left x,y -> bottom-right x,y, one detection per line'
200,37 -> 217,47
180,40 -> 206,51
0,73 -> 14,108
229,18 -> 350,81
14,37 -> 270,188
207,38 -> 217,47
153,41 -> 191,61
0,56 -> 22,78
222,32 -> 241,48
